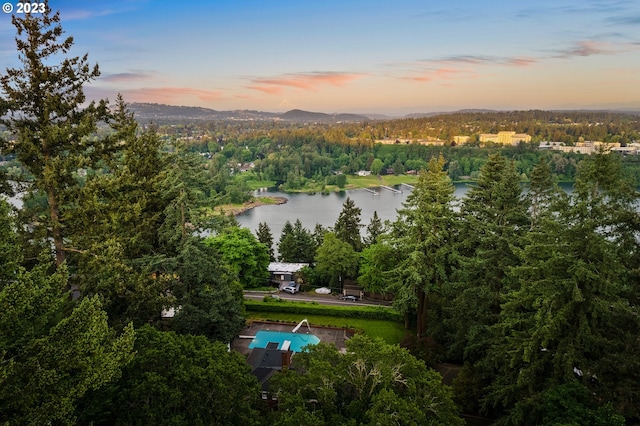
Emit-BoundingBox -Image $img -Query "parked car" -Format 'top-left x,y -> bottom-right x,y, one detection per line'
283,285 -> 298,294
341,295 -> 359,301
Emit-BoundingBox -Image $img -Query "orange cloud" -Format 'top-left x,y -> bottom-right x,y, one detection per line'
248,72 -> 363,94
505,57 -> 537,67
405,67 -> 479,83
124,87 -> 224,103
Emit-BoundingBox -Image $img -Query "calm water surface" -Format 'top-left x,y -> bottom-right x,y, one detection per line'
237,182 -> 577,239
236,183 -> 471,239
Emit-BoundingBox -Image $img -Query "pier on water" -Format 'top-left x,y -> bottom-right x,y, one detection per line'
400,183 -> 414,190
380,185 -> 402,194
364,188 -> 379,195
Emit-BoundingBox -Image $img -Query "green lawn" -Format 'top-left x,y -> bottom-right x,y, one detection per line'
245,311 -> 409,345
243,179 -> 276,190
344,174 -> 419,190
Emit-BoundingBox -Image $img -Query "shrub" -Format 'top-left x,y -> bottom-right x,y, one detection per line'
244,299 -> 402,322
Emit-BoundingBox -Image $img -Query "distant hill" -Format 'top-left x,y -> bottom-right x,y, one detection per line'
124,103 -> 640,123
279,109 -> 370,123
126,103 -> 373,123
127,103 -> 279,122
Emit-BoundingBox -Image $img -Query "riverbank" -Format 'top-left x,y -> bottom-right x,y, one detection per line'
213,196 -> 287,216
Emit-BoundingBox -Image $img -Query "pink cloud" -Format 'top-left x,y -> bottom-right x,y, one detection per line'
248,84 -> 284,95
404,67 -> 479,84
505,57 -> 537,67
554,41 -> 616,58
427,55 -> 537,67
124,87 -> 224,103
248,72 -> 363,94
399,54 -> 536,84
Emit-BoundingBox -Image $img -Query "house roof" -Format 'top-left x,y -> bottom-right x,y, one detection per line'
268,262 -> 308,274
246,347 -> 290,387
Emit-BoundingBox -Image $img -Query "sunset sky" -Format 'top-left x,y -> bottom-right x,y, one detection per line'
1,0 -> 639,115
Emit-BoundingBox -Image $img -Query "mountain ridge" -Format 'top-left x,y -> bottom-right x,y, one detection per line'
125,102 -> 640,123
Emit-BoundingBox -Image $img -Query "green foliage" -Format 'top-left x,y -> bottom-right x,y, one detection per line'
481,153 -> 640,424
389,155 -> 457,337
315,232 -> 359,286
449,153 -> 529,361
269,334 -> 463,425
169,237 -> 246,343
244,299 -> 402,322
540,382 -> 625,426
370,158 -> 384,175
334,196 -> 363,251
0,256 -> 135,425
205,226 -> 270,288
363,210 -> 385,246
256,221 -> 275,261
358,242 -> 399,294
277,219 -> 315,263
0,6 -> 110,266
76,326 -> 261,425
0,199 -> 21,281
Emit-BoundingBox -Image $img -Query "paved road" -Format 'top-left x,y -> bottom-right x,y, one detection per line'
244,291 -> 393,308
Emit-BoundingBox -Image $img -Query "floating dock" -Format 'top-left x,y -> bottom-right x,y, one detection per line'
380,185 -> 402,194
363,188 -> 379,195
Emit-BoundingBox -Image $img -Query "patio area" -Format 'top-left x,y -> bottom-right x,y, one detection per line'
232,320 -> 353,355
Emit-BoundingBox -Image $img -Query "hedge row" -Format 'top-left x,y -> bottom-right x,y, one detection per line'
244,300 -> 402,322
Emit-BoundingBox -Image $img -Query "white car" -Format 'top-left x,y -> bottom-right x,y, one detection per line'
283,285 -> 298,294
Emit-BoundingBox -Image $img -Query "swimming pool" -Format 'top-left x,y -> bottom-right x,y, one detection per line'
248,330 -> 320,352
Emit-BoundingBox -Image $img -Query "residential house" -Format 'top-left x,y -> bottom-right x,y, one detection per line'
268,262 -> 308,290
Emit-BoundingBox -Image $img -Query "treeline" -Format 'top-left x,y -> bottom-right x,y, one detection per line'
149,109 -> 640,191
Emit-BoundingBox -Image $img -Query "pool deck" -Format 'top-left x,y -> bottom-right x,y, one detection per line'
232,320 -> 353,355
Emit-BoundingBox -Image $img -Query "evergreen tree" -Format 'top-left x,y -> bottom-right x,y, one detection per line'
526,159 -> 565,229
278,219 -> 315,263
256,221 -> 275,262
390,155 -> 457,337
0,199 -> 21,282
334,197 -> 363,251
364,210 -> 384,246
0,205 -> 134,424
277,220 -> 296,262
0,6 -> 111,266
483,153 -> 640,424
449,154 -> 529,361
292,218 -> 315,263
169,236 -> 246,343
312,223 -> 326,249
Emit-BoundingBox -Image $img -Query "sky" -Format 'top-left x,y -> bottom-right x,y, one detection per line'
1,0 -> 640,115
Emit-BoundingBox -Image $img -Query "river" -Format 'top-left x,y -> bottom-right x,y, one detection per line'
237,182 -> 578,239
238,183 -> 475,239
